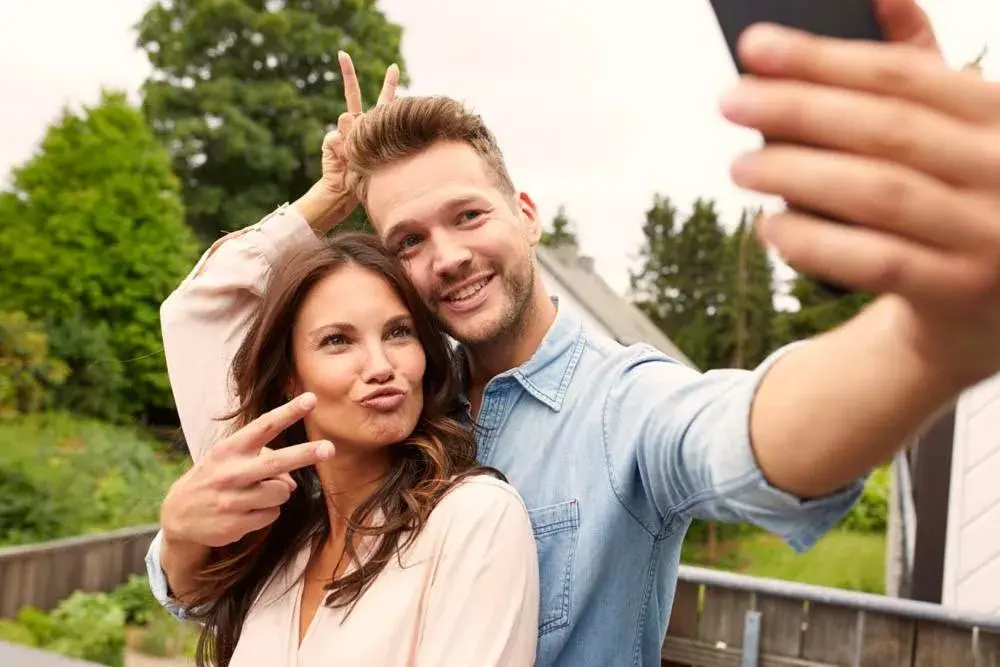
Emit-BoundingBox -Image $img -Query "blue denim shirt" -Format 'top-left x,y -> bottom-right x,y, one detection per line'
146,301 -> 862,667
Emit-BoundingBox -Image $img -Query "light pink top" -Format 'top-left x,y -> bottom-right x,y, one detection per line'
160,204 -> 540,666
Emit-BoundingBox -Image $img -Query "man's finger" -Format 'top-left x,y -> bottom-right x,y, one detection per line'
236,439 -> 335,485
875,0 -> 941,53
339,51 -> 364,115
735,24 -> 1000,125
376,64 -> 400,106
228,393 -> 317,453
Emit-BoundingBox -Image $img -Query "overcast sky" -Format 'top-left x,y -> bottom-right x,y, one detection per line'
1,0 -> 996,296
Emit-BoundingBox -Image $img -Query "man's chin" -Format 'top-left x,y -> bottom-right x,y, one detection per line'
439,309 -> 505,347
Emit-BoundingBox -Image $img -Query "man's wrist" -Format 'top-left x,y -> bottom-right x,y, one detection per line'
293,184 -> 355,234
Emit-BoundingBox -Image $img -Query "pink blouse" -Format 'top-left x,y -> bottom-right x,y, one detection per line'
160,205 -> 540,666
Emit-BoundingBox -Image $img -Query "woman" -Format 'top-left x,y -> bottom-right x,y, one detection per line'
175,232 -> 539,666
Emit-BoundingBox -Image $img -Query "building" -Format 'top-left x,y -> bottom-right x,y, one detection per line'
535,242 -> 694,368
885,372 -> 1000,615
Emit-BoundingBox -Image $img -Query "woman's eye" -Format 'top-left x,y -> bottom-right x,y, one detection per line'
388,324 -> 414,339
320,333 -> 348,347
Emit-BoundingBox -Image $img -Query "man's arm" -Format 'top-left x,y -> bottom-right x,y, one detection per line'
604,345 -> 865,553
749,298 -> 962,499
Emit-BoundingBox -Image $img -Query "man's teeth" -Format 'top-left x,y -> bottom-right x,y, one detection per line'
446,277 -> 490,302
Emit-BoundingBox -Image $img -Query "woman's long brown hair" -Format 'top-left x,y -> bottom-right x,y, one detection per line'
183,232 -> 501,667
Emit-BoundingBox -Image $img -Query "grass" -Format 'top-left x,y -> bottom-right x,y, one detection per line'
684,529 -> 886,594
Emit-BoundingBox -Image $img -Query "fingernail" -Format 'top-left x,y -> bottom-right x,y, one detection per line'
729,151 -> 758,183
316,441 -> 335,459
719,84 -> 760,123
298,392 -> 316,409
742,23 -> 790,60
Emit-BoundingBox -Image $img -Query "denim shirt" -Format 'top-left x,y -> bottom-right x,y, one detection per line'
146,301 -> 862,667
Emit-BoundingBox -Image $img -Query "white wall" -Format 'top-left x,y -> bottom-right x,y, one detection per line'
942,372 -> 1000,613
538,263 -> 610,339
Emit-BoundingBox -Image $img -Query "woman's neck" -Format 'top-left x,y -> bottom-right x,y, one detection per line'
313,447 -> 389,535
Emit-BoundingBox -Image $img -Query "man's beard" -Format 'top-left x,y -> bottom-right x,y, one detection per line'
432,259 -> 535,347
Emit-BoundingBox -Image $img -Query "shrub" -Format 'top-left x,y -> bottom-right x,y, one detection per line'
0,311 -> 68,418
0,413 -> 188,545
111,574 -> 161,626
839,465 -> 889,533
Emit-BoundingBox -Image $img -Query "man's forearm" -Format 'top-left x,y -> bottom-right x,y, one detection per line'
749,297 -> 966,499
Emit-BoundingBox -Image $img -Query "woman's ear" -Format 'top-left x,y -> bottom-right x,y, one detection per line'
285,377 -> 303,402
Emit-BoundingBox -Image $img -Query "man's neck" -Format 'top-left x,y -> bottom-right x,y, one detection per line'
464,286 -> 557,404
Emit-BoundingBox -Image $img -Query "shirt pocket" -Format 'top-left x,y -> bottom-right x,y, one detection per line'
528,499 -> 580,636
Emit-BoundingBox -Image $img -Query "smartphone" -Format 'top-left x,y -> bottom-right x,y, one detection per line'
709,0 -> 886,297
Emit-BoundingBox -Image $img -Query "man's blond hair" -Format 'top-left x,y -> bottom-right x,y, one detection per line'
345,96 -> 516,202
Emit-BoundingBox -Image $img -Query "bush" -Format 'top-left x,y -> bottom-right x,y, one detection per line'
111,574 -> 161,626
839,465 -> 889,533
0,311 -> 68,418
1,594 -> 126,667
44,311 -> 128,422
0,413 -> 188,545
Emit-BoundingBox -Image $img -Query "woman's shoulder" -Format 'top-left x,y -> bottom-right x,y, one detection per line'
427,473 -> 531,535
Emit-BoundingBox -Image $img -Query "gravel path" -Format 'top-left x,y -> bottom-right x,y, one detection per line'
125,650 -> 193,667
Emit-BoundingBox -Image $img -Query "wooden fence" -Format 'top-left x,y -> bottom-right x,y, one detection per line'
0,524 -> 158,619
664,565 -> 1000,667
2,527 -> 999,665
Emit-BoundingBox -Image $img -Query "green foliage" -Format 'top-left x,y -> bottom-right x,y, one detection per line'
4,594 -> 125,667
44,310 -> 128,422
0,413 -> 188,546
110,574 -> 162,627
839,465 -> 889,533
0,311 -> 68,418
2,577 -> 198,665
631,197 -> 776,371
540,205 -> 578,248
0,91 -> 199,417
773,273 -> 875,348
137,0 -> 408,240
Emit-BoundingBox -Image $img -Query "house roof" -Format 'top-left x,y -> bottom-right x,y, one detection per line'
536,243 -> 696,369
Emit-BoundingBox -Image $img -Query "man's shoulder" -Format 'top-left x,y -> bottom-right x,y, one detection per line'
575,325 -> 691,380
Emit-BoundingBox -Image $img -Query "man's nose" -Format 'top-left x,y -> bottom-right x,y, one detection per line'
431,234 -> 473,278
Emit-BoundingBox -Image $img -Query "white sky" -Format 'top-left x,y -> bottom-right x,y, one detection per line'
1,0 -> 996,296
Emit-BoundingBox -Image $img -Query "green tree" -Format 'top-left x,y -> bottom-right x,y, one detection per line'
136,0 -> 408,241
721,208 -> 777,370
0,91 -> 199,418
773,274 -> 874,348
0,312 -> 68,419
540,205 -> 578,248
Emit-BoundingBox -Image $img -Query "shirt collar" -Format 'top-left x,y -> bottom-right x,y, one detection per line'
454,297 -> 586,412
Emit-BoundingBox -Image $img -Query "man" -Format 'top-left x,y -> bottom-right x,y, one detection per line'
147,0 -> 1000,665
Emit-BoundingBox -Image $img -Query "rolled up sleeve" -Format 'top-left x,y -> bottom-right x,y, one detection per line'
144,531 -> 189,621
605,343 -> 864,553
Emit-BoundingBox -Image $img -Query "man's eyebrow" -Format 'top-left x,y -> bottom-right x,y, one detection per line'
385,194 -> 489,241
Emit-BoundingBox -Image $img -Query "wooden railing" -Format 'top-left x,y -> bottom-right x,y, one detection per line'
664,565 -> 1000,666
3,527 -> 999,665
0,525 -> 158,618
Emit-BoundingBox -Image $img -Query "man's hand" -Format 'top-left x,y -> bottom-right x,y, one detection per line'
159,393 -> 334,595
720,0 -> 1000,386
296,53 -> 399,232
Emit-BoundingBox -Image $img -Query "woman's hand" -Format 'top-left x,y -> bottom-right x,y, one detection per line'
297,53 -> 399,233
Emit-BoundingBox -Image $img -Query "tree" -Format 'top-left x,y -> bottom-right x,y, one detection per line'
0,312 -> 68,419
721,208 -> 777,370
0,91 -> 199,418
773,275 -> 874,348
136,0 -> 408,241
540,205 -> 578,248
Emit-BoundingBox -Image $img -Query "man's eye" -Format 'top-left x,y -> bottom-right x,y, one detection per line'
399,234 -> 422,250
461,210 -> 484,222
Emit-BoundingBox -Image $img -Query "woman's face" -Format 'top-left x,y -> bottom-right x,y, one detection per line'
289,265 -> 426,450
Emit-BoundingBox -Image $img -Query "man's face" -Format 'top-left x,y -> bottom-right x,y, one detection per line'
364,140 -> 541,346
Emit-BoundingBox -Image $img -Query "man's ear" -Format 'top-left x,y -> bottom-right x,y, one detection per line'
515,191 -> 542,246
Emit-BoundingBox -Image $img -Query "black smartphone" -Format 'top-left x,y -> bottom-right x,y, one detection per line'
709,0 -> 886,297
